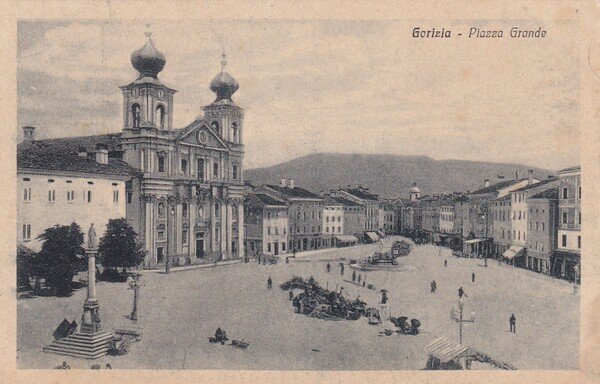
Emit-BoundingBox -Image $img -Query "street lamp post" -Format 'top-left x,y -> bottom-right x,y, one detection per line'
128,274 -> 140,321
452,300 -> 475,345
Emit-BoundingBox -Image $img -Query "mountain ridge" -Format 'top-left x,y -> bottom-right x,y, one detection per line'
245,153 -> 554,199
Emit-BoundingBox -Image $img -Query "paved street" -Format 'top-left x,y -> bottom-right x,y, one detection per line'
17,236 -> 579,370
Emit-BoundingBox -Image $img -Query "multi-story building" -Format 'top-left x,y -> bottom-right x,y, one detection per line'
508,176 -> 559,249
17,131 -> 140,251
464,177 -> 537,257
322,196 -> 345,247
244,193 -> 288,256
554,166 -> 581,282
335,187 -> 379,231
259,180 -> 324,252
491,195 -> 512,258
421,197 -> 440,242
526,188 -> 559,274
337,197 -> 365,241
379,200 -> 397,235
439,200 -> 455,234
19,33 -> 248,268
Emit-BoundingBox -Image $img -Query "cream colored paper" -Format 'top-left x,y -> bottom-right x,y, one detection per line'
1,0 -> 599,383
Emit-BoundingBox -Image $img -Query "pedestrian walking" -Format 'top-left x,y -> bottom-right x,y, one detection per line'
357,274 -> 361,284
458,286 -> 467,299
267,276 -> 272,289
381,291 -> 388,304
430,281 -> 435,293
326,262 -> 331,273
433,280 -> 437,293
509,314 -> 516,333
352,270 -> 356,283
472,272 -> 475,283
444,259 -> 447,268
340,263 -> 345,275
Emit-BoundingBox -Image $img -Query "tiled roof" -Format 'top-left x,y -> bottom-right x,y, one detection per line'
342,188 -> 379,201
511,177 -> 558,192
325,196 -> 361,207
265,184 -> 322,199
529,187 -> 559,200
469,179 -> 527,195
253,193 -> 287,207
18,135 -> 141,177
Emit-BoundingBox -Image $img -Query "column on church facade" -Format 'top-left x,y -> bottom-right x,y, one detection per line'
189,200 -> 196,257
210,199 -> 217,253
237,201 -> 245,258
144,199 -> 154,266
221,200 -> 228,259
176,203 -> 183,255
226,202 -> 233,258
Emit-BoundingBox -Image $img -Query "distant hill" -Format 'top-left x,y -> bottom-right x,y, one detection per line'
245,153 -> 553,199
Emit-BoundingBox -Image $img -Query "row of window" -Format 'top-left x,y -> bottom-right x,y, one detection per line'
289,225 -> 322,234
325,226 -> 342,234
266,241 -> 287,253
23,188 -> 117,204
296,211 -> 322,220
561,234 -> 581,249
561,186 -> 581,200
155,155 -> 240,181
325,216 -> 341,223
267,226 -> 286,236
561,210 -> 582,225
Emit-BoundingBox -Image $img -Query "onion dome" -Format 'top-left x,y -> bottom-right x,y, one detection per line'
130,30 -> 166,79
209,52 -> 239,101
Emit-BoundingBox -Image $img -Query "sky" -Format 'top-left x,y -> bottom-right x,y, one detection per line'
17,19 -> 581,170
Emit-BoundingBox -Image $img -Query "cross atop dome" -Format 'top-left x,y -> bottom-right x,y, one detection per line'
210,50 -> 239,102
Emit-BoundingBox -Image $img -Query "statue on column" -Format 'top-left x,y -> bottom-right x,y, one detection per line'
88,223 -> 97,249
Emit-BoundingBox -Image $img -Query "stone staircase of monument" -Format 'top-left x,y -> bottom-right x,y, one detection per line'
43,331 -> 113,359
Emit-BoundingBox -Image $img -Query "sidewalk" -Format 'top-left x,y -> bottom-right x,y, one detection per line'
141,259 -> 241,274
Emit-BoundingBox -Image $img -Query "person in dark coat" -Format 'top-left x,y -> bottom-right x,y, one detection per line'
326,262 -> 331,273
430,281 -> 435,293
352,270 -> 357,282
340,263 -> 345,275
357,274 -> 362,284
458,286 -> 467,299
444,259 -> 448,268
433,280 -> 437,293
510,314 -> 516,333
472,272 -> 475,283
267,277 -> 272,289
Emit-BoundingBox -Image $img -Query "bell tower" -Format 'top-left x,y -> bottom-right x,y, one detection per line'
120,27 -> 176,131
202,52 -> 244,144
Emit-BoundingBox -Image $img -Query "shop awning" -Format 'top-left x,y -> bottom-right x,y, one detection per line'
503,246 -> 525,260
376,229 -> 385,237
336,235 -> 358,243
464,238 -> 485,244
424,337 -> 469,364
365,232 -> 380,243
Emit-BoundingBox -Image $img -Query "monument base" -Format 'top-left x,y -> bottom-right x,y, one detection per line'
43,330 -> 113,359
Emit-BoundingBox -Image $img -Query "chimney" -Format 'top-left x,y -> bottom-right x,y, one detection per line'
528,170 -> 534,185
288,179 -> 295,189
484,179 -> 490,188
280,178 -> 287,188
95,143 -> 109,164
78,147 -> 88,157
22,126 -> 36,142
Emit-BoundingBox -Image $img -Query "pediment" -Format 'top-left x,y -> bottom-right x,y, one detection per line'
177,121 -> 228,149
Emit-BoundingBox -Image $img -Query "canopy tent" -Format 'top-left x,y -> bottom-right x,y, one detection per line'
503,246 -> 525,260
424,337 -> 469,364
365,232 -> 380,243
336,235 -> 358,243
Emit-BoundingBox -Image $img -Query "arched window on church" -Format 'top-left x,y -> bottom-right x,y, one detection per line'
232,122 -> 238,143
211,121 -> 220,136
158,202 -> 166,218
131,103 -> 141,128
156,104 -> 166,129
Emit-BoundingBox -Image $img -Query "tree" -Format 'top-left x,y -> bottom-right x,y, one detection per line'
98,218 -> 146,273
37,223 -> 86,295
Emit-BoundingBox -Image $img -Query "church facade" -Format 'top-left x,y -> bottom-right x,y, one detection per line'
122,32 -> 246,267
18,31 -> 247,268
